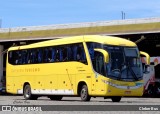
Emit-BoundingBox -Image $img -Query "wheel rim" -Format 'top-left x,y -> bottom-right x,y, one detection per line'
81,88 -> 87,99
25,87 -> 30,98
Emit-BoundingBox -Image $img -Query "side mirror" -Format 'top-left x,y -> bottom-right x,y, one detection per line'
94,48 -> 109,63
140,51 -> 150,74
140,51 -> 150,65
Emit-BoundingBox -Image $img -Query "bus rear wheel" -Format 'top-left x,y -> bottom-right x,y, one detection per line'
23,84 -> 38,100
111,96 -> 121,102
80,85 -> 91,101
49,95 -> 63,100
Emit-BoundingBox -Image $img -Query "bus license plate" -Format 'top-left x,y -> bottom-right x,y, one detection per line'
125,91 -> 131,94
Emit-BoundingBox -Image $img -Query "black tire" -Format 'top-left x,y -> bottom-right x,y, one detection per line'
80,85 -> 91,101
23,84 -> 38,100
49,95 -> 63,101
111,96 -> 121,102
147,85 -> 154,97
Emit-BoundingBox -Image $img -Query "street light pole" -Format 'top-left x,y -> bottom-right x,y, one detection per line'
121,11 -> 126,20
121,11 -> 124,20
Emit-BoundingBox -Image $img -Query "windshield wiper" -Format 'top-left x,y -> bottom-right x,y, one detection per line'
120,62 -> 138,81
127,63 -> 138,81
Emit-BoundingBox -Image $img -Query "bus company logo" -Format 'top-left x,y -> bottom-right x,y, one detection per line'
2,106 -> 11,111
11,68 -> 40,73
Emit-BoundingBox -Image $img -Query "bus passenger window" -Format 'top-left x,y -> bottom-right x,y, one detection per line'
8,52 -> 13,64
88,43 -> 94,60
26,50 -> 30,63
48,47 -> 52,62
44,48 -> 49,62
81,51 -> 86,61
31,50 -> 36,63
55,49 -> 59,61
59,48 -> 63,62
8,51 -> 17,65
77,45 -> 81,61
51,48 -> 55,62
27,49 -> 35,64
77,44 -> 86,63
63,47 -> 68,61
72,45 -> 77,61
33,50 -> 36,63
17,51 -> 22,64
29,51 -> 33,63
71,43 -> 87,64
14,51 -> 18,64
67,46 -> 72,61
94,52 -> 105,76
22,50 -> 27,64
37,49 -> 42,63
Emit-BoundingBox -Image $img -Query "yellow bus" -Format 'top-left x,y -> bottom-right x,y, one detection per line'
6,35 -> 148,102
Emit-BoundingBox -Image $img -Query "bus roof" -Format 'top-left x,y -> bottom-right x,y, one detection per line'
84,35 -> 136,46
8,35 -> 137,51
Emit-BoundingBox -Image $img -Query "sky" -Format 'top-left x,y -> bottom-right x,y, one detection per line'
0,0 -> 160,28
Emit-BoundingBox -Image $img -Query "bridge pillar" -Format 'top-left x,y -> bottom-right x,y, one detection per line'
0,45 -> 4,88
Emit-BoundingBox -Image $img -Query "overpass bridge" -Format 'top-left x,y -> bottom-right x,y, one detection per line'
0,17 -> 160,41
0,17 -> 160,89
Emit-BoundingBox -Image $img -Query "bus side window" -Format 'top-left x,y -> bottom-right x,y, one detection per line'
51,47 -> 55,62
94,52 -> 105,76
71,43 -> 87,64
88,43 -> 94,60
48,47 -> 52,62
63,46 -> 68,61
77,44 -> 87,63
55,48 -> 59,62
8,51 -> 12,64
59,48 -> 63,62
12,51 -> 18,65
31,49 -> 36,63
67,46 -> 72,61
72,45 -> 77,61
81,50 -> 87,63
17,51 -> 22,64
26,50 -> 30,63
27,49 -> 33,64
29,50 -> 33,63
37,49 -> 42,63
80,45 -> 86,62
77,45 -> 81,61
8,51 -> 15,65
33,49 -> 36,63
22,50 -> 27,64
44,48 -> 49,62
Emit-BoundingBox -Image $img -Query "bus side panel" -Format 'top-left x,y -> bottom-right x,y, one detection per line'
75,63 -> 93,95
6,76 -> 14,94
91,74 -> 107,96
33,63 -> 74,95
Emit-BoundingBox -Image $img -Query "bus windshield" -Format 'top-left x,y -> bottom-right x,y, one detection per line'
86,42 -> 143,82
104,45 -> 143,81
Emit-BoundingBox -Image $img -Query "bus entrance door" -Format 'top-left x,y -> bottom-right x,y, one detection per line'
91,51 -> 106,95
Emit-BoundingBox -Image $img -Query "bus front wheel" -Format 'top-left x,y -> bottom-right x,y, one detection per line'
111,96 -> 121,102
80,85 -> 91,101
23,84 -> 38,100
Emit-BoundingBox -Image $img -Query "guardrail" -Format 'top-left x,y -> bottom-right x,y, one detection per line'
0,17 -> 160,33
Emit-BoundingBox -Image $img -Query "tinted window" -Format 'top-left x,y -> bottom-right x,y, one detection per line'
8,43 -> 87,65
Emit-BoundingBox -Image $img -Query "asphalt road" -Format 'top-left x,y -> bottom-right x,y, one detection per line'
0,95 -> 160,114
